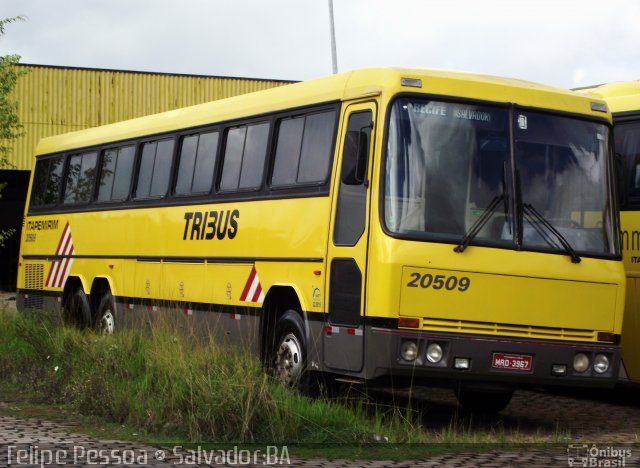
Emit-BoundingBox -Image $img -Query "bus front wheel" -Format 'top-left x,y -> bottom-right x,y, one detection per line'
95,291 -> 117,335
273,310 -> 307,389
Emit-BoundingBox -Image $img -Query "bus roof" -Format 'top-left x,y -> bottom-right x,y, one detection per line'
34,67 -> 610,156
577,80 -> 640,114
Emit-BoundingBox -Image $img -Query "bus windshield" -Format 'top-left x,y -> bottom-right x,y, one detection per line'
384,98 -> 617,257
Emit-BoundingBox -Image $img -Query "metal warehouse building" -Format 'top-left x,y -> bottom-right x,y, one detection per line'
1,64 -> 293,289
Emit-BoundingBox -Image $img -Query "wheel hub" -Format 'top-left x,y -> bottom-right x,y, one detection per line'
275,332 -> 302,386
100,310 -> 115,335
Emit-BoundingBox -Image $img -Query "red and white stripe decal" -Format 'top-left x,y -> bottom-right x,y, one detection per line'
45,222 -> 74,288
239,266 -> 265,304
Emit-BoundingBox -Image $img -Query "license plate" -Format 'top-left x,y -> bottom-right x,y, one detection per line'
492,353 -> 532,371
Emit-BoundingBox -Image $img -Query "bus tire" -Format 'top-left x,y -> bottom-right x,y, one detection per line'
65,287 -> 91,329
95,291 -> 117,335
455,385 -> 514,413
273,310 -> 307,389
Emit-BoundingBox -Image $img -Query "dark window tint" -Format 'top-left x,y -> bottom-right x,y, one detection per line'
615,120 -> 640,204
176,131 -> 219,195
30,156 -> 65,207
98,145 -> 135,202
135,139 -> 174,199
220,122 -> 269,191
272,118 -> 304,186
240,124 -> 269,189
220,127 -> 245,191
272,110 -> 336,187
298,111 -> 336,183
63,152 -> 97,204
334,110 -> 371,246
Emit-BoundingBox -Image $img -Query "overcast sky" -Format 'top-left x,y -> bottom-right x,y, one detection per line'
1,0 -> 639,89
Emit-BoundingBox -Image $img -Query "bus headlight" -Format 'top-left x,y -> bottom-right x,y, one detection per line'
426,343 -> 443,364
400,341 -> 418,362
573,353 -> 590,373
593,354 -> 610,374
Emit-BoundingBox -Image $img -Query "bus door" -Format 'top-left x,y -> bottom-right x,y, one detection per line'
323,102 -> 376,372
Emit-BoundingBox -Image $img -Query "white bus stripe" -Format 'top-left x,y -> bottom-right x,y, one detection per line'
245,277 -> 259,302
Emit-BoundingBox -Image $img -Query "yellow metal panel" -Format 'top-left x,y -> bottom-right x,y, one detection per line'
365,227 -> 625,339
20,194 -> 331,316
7,64 -> 291,170
579,80 -> 640,114
399,266 -> 617,333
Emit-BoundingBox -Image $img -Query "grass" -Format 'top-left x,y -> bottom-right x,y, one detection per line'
0,306 -> 571,459
0,307 -> 428,445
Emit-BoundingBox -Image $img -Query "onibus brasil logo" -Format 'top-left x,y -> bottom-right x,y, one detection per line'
567,444 -> 632,467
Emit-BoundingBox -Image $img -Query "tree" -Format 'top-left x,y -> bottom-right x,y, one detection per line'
0,16 -> 27,247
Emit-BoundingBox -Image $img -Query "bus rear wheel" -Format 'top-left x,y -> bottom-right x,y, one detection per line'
273,310 -> 307,389
64,287 -> 91,329
95,291 -> 117,335
455,385 -> 514,413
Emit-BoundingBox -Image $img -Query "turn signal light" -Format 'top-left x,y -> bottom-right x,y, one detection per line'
398,317 -> 420,328
596,332 -> 615,343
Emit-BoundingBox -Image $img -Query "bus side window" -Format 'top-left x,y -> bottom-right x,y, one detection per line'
97,145 -> 135,202
63,151 -> 97,204
135,139 -> 174,199
220,122 -> 269,192
271,110 -> 336,187
30,156 -> 65,208
175,131 -> 219,195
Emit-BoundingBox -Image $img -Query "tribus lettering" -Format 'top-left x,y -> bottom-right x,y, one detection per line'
183,210 -> 239,241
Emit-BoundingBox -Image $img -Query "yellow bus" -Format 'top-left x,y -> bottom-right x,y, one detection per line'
577,81 -> 640,386
17,68 -> 625,412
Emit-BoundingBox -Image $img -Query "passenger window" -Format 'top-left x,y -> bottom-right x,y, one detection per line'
63,151 -> 98,204
176,131 -> 219,195
220,122 -> 269,191
272,117 -> 304,186
272,110 -> 336,187
30,156 -> 65,207
98,145 -> 135,202
135,139 -> 174,199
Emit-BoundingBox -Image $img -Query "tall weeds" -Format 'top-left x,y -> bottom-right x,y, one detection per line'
0,310 -> 413,444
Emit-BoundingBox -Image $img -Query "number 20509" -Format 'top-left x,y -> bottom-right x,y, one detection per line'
406,273 -> 471,292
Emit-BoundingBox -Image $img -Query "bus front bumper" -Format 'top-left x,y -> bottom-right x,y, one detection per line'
367,328 -> 620,388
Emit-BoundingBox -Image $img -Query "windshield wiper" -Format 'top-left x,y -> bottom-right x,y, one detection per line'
454,194 -> 505,254
455,161 -> 510,254
522,203 -> 581,264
